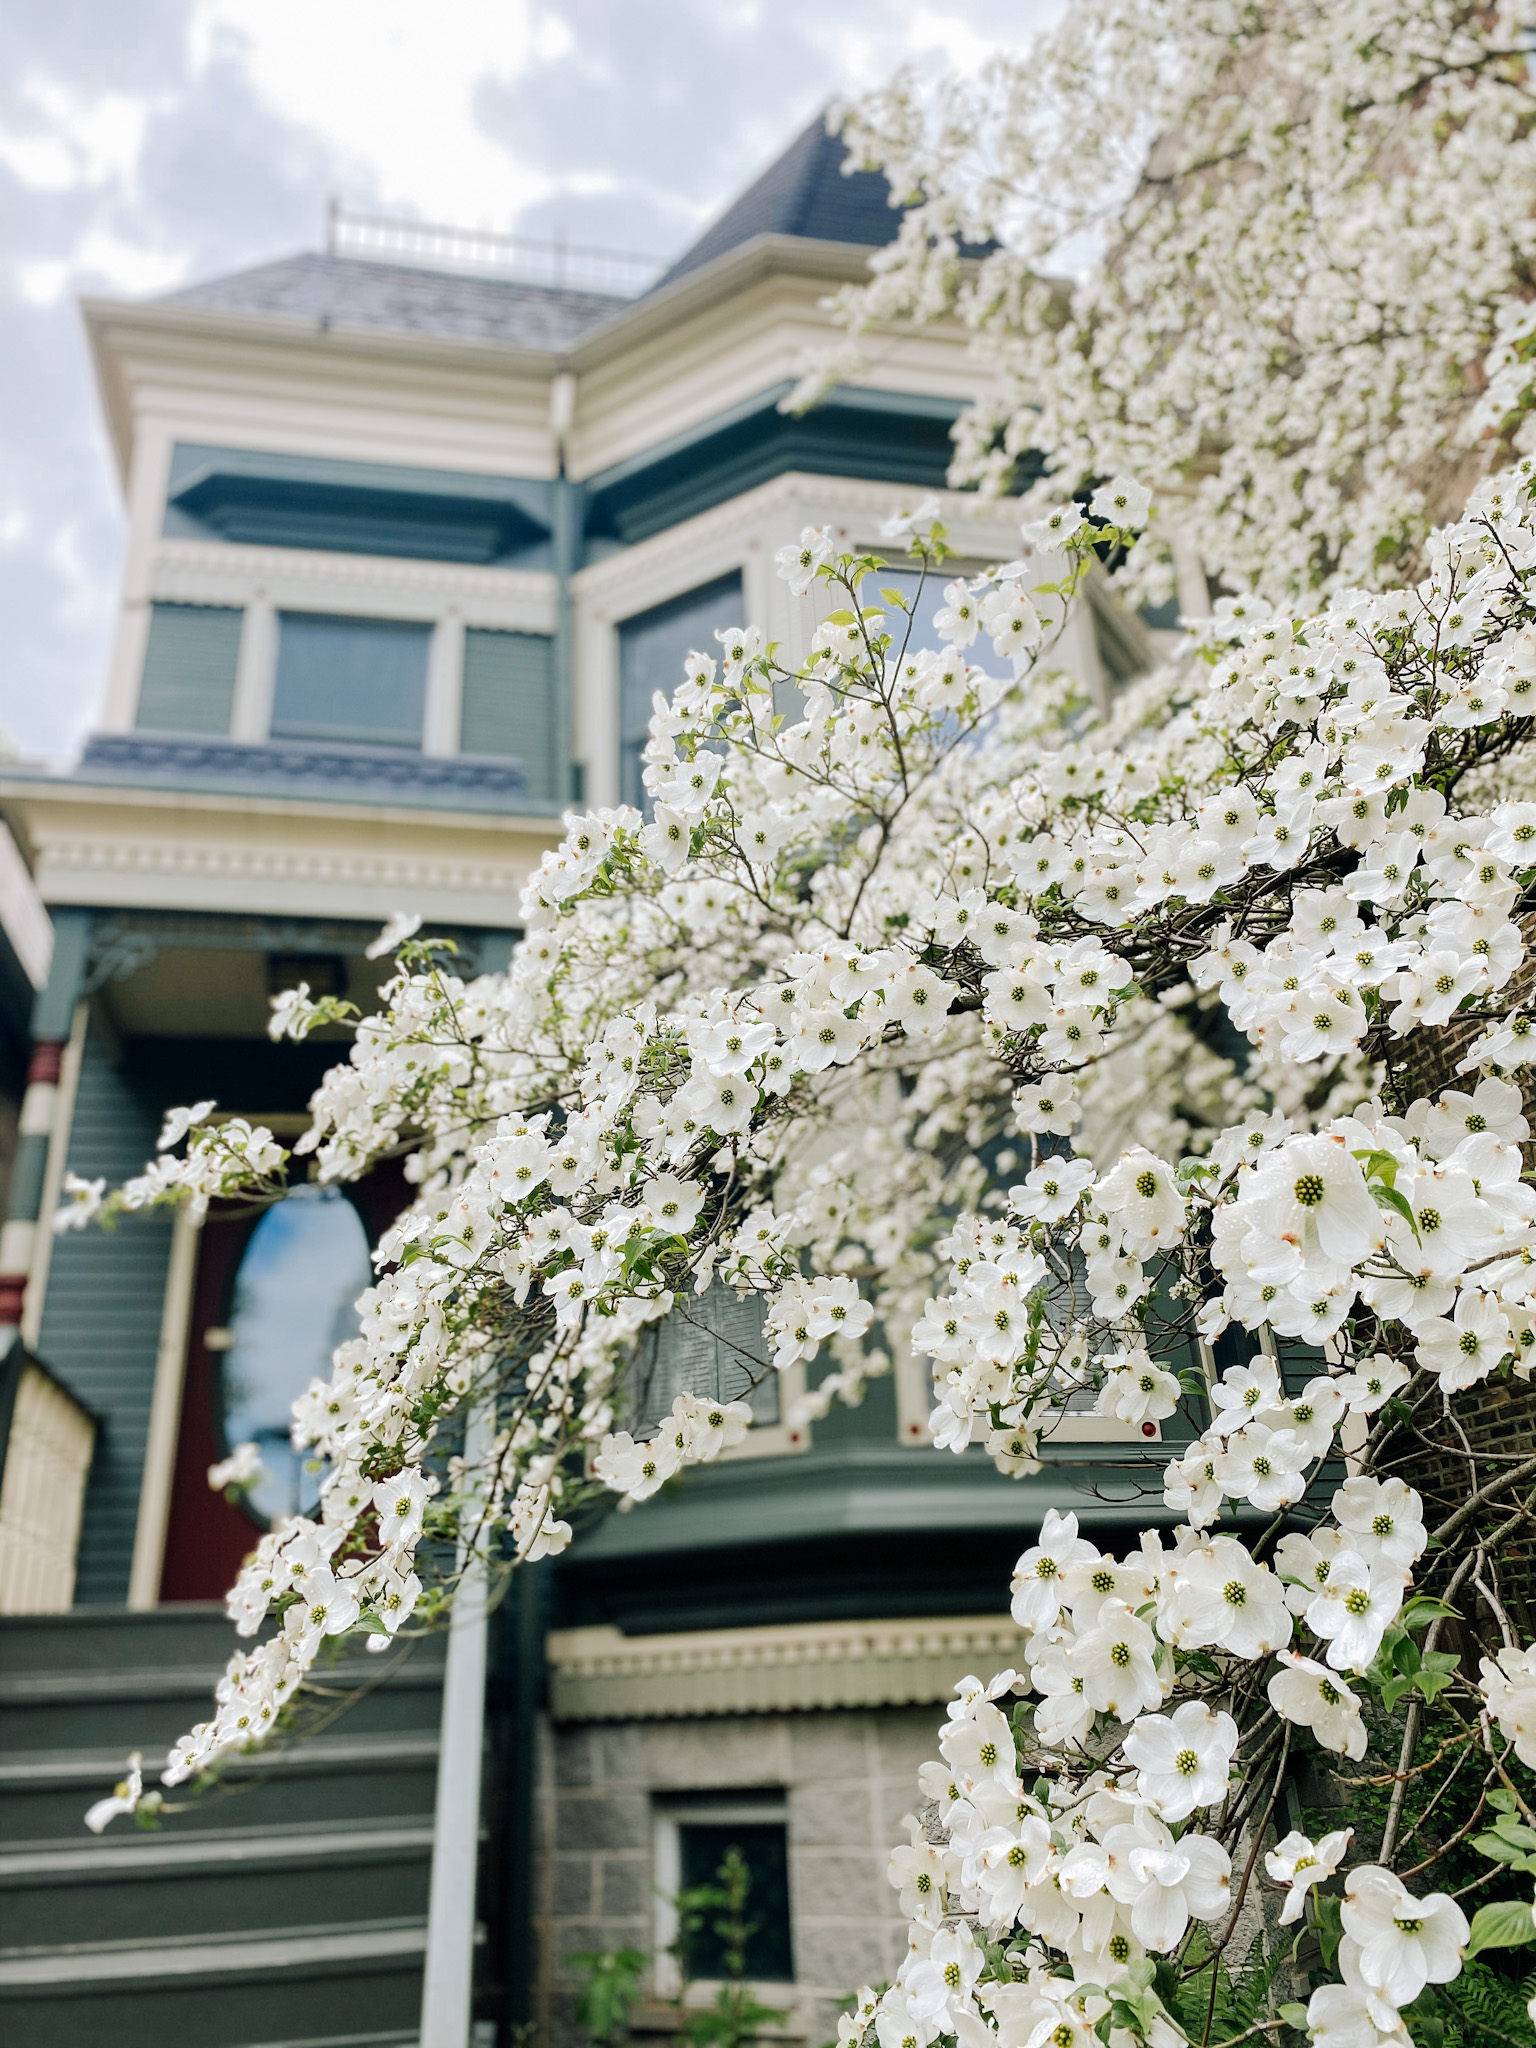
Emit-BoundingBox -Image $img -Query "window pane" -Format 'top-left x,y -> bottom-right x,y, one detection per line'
618,573 -> 742,810
460,628 -> 557,798
137,603 -> 243,734
870,566 -> 957,660
677,1822 -> 793,1982
220,1184 -> 374,1523
272,611 -> 430,748
632,1284 -> 776,1432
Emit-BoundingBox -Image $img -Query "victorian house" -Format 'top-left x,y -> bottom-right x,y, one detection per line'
0,115 -> 1179,2048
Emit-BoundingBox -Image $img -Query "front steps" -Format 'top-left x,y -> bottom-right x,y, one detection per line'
0,1606 -> 445,2048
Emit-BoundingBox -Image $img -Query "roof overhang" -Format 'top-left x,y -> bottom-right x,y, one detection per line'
79,234 -> 906,493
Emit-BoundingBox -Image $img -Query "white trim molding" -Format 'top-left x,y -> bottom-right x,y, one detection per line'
0,780 -> 556,926
128,1202 -> 203,1609
149,538 -> 558,633
545,1611 -> 1020,1723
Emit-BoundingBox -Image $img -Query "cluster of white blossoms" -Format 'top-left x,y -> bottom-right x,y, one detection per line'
850,1650 -> 1472,2048
817,1 -> 1536,609
79,453 -> 1536,2036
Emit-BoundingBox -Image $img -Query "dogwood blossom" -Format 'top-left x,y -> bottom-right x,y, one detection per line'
820,3 -> 1536,606
71,430 -> 1536,2045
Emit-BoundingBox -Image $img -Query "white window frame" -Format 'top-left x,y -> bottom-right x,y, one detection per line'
138,537 -> 556,755
652,1794 -> 792,1998
895,1348 -> 1165,1450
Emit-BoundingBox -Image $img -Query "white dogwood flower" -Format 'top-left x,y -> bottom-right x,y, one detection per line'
1122,1702 -> 1239,1820
1265,1827 -> 1353,1924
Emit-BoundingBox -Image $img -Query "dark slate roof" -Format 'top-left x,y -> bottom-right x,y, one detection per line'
650,109 -> 901,293
161,250 -> 624,352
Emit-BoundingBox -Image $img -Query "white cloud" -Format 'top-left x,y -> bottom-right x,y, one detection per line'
19,229 -> 188,307
190,0 -> 554,225
0,79 -> 157,195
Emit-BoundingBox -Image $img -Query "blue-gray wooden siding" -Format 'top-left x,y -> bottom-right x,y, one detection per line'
136,602 -> 243,734
39,1023 -> 175,1606
460,628 -> 556,798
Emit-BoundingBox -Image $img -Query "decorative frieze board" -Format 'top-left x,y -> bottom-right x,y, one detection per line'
37,834 -> 528,897
570,470 -> 1029,619
544,1612 -> 1020,1723
0,792 -> 549,924
146,538 -> 558,632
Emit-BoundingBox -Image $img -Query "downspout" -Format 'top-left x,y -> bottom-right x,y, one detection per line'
549,371 -> 583,808
496,1557 -> 549,2046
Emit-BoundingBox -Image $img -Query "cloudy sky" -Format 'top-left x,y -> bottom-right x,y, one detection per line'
0,0 -> 1060,764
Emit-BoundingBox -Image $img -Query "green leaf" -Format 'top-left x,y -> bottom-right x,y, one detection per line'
1464,1898 -> 1536,1961
1352,1147 -> 1401,1188
1401,1594 -> 1462,1627
1472,1832 -> 1532,1866
1311,1891 -> 1344,1973
1278,2004 -> 1310,2029
1370,1183 -> 1419,1237
1413,1660 -> 1458,1705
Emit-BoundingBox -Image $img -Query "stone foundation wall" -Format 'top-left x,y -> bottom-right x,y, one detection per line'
533,1704 -> 942,2048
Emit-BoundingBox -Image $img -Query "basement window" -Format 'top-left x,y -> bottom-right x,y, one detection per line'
654,1795 -> 794,1989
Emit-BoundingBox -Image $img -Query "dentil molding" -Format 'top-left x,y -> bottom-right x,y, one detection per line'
545,1612 -> 1020,1723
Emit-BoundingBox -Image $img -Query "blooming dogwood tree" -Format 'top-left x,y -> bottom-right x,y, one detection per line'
66,455 -> 1536,2040
811,0 -> 1536,609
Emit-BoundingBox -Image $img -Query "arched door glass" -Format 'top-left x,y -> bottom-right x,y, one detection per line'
220,1183 -> 374,1524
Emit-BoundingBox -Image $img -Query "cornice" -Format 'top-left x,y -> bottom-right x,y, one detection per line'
565,236 -> 877,373
544,1612 -> 1020,1722
80,292 -> 568,377
569,470 -> 1030,614
79,239 -> 909,489
150,538 -> 555,603
0,772 -> 557,839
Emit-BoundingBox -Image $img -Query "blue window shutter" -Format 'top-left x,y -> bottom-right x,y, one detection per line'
135,603 -> 243,734
460,629 -> 557,800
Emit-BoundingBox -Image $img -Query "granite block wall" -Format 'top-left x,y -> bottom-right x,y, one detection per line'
534,1704 -> 941,2048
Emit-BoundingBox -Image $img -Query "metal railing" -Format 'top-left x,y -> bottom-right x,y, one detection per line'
327,201 -> 664,298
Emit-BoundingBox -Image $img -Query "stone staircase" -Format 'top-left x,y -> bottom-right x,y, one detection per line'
0,1606 -> 445,2048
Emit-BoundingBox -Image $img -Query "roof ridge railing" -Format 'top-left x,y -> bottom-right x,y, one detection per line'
325,201 -> 664,298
